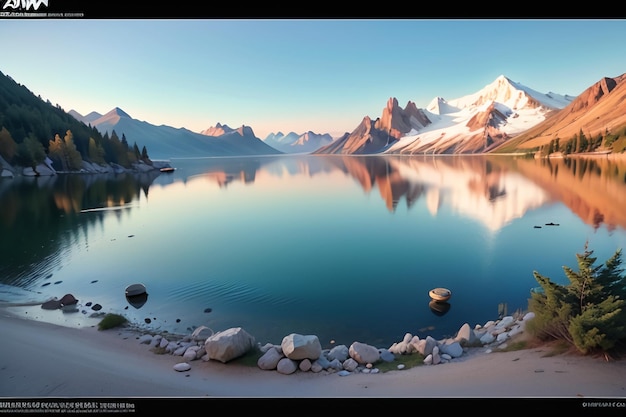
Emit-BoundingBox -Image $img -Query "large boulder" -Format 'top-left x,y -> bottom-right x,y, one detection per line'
281,333 -> 322,361
455,323 -> 481,346
203,327 -> 256,363
349,341 -> 380,364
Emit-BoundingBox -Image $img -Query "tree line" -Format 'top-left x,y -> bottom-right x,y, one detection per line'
536,126 -> 626,157
0,71 -> 151,171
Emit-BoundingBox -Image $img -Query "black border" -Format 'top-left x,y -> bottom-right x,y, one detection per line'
0,1 -> 612,19
6,397 -> 626,416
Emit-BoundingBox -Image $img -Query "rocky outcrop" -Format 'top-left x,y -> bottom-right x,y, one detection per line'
376,98 -> 431,140
3,157 -> 170,178
315,98 -> 431,155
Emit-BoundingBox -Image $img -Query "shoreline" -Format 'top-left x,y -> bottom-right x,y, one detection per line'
1,303 -> 626,405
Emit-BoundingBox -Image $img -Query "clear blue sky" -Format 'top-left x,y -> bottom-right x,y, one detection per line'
1,19 -> 625,139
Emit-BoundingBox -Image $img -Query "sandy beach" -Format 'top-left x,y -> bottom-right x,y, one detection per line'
1,304 -> 625,415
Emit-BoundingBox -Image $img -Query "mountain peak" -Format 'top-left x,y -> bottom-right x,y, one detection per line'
495,74 -> 511,83
107,107 -> 131,118
200,123 -> 235,137
446,75 -> 567,111
426,96 -> 456,115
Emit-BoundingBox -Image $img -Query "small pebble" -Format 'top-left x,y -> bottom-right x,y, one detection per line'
173,362 -> 191,372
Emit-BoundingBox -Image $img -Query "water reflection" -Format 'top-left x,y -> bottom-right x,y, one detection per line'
0,171 -> 160,286
512,156 -> 626,231
4,155 -> 625,289
161,155 -> 626,232
2,155 -> 625,345
429,300 -> 451,316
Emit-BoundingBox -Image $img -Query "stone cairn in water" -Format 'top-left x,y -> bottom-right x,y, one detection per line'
135,312 -> 535,375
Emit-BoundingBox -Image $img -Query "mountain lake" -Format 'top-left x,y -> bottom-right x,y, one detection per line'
1,154 -> 625,349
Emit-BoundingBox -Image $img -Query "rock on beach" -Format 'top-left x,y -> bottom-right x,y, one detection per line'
132,312 -> 536,377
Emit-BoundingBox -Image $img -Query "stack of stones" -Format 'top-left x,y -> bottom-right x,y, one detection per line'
135,312 -> 535,375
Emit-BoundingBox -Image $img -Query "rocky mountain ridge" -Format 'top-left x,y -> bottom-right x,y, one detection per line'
316,75 -> 574,155
493,73 -> 626,153
70,73 -> 626,158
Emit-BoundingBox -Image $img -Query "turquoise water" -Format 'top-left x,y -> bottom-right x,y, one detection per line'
1,155 -> 625,348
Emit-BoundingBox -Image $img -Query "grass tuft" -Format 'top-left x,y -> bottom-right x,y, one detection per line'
97,313 -> 128,330
375,353 -> 426,373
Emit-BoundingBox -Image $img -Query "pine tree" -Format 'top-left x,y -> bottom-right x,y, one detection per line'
16,133 -> 46,168
132,142 -> 140,163
88,137 -> 106,165
529,243 -> 626,355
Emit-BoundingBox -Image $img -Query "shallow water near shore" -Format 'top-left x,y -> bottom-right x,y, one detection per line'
1,154 -> 625,348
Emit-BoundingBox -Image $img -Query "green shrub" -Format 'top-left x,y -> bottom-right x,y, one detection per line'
528,243 -> 626,355
375,352 -> 426,372
98,313 -> 128,330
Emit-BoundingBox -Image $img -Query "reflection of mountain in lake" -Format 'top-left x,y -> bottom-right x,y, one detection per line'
336,156 -> 426,212
388,156 -> 550,230
0,172 -> 160,287
155,155 -> 626,232
511,156 -> 626,231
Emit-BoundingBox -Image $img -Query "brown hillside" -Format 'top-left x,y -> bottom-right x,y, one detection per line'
494,73 -> 626,151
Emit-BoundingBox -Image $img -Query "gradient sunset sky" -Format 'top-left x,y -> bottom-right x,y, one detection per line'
2,19 -> 625,139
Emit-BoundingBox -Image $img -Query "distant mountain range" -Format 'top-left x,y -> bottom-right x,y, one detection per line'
69,108 -> 282,160
264,131 -> 334,154
70,107 -> 338,159
69,73 -> 626,158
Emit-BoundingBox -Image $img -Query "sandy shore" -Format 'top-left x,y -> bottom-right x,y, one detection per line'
1,304 -> 625,414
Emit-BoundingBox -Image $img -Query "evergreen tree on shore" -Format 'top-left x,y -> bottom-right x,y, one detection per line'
528,243 -> 626,356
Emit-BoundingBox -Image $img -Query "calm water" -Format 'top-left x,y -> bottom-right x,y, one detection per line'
1,154 -> 625,349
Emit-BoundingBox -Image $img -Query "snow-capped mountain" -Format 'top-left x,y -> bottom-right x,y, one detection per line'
316,75 -> 574,155
494,73 -> 626,153
388,75 -> 573,155
264,131 -> 334,153
70,108 -> 282,160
